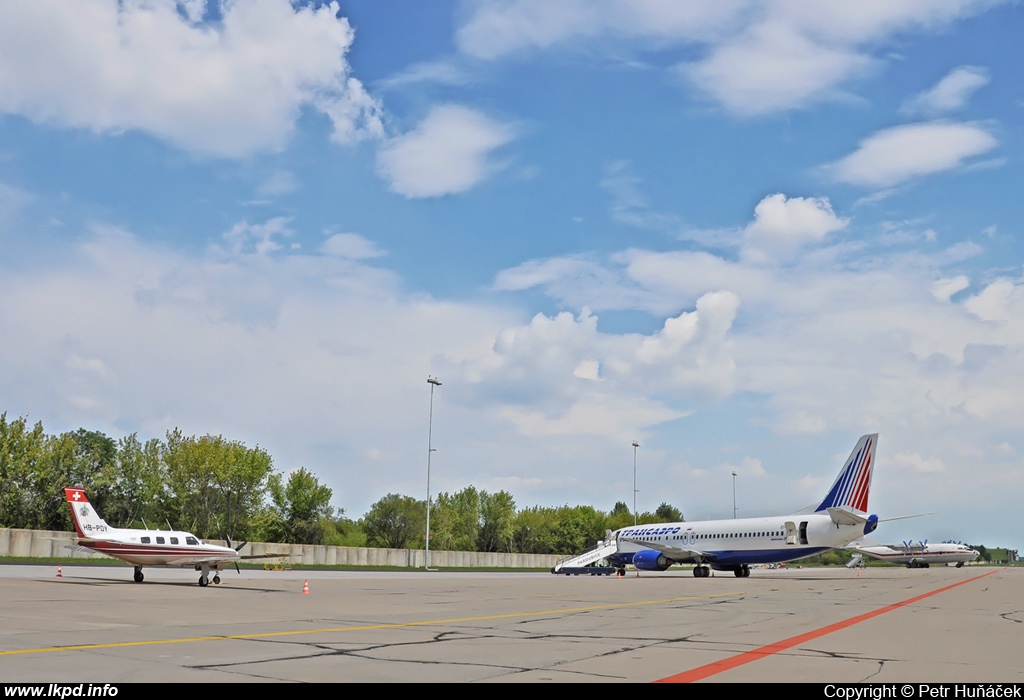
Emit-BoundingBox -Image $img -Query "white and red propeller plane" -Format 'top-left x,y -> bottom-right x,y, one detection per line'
848,538 -> 979,568
64,486 -> 279,586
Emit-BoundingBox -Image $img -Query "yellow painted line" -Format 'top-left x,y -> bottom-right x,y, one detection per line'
0,592 -> 740,656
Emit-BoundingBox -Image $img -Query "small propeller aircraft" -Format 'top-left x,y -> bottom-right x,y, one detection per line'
849,538 -> 979,568
64,487 -> 280,586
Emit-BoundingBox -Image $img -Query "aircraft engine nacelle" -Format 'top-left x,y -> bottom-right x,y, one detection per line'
632,550 -> 672,571
863,514 -> 879,536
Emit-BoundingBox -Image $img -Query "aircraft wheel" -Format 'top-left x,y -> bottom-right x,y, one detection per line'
213,575 -> 221,585
956,562 -> 964,568
693,566 -> 702,577
734,568 -> 744,577
198,575 -> 209,587
134,568 -> 144,583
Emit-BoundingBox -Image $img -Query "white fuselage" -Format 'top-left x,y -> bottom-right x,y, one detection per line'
855,543 -> 979,567
612,511 -> 867,567
77,525 -> 240,567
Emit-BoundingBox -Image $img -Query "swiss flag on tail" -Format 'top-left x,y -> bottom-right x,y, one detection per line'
65,487 -> 88,504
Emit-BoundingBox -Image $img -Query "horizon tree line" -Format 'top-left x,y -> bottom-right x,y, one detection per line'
0,412 -> 684,555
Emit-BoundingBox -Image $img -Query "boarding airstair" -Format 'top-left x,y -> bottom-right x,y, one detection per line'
551,534 -> 619,575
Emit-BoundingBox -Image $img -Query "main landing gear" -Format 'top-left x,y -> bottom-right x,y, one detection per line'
692,565 -> 710,577
196,563 -> 222,587
733,564 -> 751,578
133,566 -> 144,583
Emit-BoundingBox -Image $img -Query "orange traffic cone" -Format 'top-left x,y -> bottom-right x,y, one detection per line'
302,579 -> 310,594
617,569 -> 622,579
56,564 -> 62,578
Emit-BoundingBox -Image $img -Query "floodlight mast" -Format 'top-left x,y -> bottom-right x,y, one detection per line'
632,440 -> 639,526
425,376 -> 442,570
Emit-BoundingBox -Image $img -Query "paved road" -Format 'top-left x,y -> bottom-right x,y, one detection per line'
0,564 -> 1019,683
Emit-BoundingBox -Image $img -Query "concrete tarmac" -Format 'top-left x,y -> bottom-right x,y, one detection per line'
0,564 -> 1019,683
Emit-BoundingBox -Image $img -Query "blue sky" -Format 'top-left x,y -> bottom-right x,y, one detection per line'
1,1 -> 1022,550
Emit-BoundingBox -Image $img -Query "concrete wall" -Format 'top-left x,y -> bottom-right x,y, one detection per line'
0,528 -> 562,569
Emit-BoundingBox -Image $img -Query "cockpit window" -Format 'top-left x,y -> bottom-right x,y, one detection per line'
186,536 -> 199,546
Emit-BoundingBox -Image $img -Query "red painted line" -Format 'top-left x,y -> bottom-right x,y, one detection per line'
655,569 -> 997,683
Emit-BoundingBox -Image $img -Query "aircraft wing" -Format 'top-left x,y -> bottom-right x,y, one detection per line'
620,538 -> 717,563
159,553 -> 285,566
159,555 -> 242,567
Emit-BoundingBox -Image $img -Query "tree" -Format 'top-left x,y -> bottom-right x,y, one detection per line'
363,493 -> 425,549
266,468 -> 335,544
0,413 -> 47,529
162,430 -> 274,539
108,434 -> 164,528
430,486 -> 481,551
478,490 -> 516,552
654,502 -> 683,522
606,501 -> 634,531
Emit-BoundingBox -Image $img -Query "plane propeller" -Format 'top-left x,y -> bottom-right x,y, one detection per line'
225,536 -> 247,574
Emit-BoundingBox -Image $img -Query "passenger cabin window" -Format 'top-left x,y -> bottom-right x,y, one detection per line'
141,537 -> 151,544
186,536 -> 199,545
156,537 -> 165,544
170,537 -> 179,545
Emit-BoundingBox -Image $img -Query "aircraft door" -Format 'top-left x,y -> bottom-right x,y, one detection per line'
799,521 -> 809,545
784,521 -> 797,545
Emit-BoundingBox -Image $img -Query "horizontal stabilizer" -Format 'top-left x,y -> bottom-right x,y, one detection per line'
826,506 -> 868,527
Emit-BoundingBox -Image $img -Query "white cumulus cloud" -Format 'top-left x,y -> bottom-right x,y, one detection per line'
902,65 -> 990,115
0,0 -> 383,157
376,105 -> 516,198
742,194 -> 849,264
455,0 -> 1004,115
825,122 -> 997,188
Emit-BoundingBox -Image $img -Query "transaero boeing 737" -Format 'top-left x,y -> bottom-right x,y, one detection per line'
601,434 -> 891,578
64,487 -> 279,586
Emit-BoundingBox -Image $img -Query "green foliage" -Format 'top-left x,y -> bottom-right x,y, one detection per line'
323,514 -> 365,547
162,429 -> 275,540
363,493 -> 426,549
265,467 -> 335,544
0,413 -> 48,529
654,502 -> 684,522
510,504 -> 607,555
478,490 -> 517,552
431,486 -> 481,551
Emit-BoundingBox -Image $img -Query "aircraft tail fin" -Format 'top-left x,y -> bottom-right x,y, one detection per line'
64,487 -> 113,539
814,434 -> 877,514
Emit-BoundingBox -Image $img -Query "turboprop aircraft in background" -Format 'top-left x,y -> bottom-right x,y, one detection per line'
554,434 -> 913,577
63,487 -> 279,586
849,539 -> 979,568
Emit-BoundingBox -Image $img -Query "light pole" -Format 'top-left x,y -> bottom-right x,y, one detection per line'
732,470 -> 738,519
425,376 -> 442,570
632,440 -> 640,526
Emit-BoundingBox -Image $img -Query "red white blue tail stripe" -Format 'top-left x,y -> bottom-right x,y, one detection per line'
815,433 -> 876,513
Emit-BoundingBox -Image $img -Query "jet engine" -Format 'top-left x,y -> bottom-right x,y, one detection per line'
632,549 -> 673,571
863,514 -> 879,536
